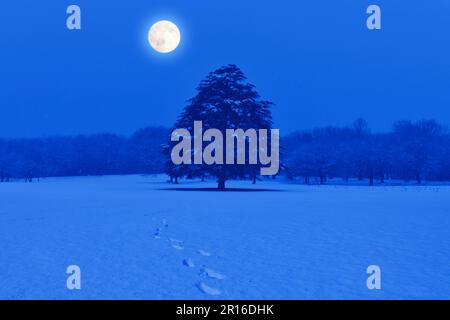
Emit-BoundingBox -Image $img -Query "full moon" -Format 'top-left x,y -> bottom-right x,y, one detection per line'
148,20 -> 181,54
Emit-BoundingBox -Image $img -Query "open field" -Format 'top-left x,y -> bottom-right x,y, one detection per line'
1,175 -> 449,299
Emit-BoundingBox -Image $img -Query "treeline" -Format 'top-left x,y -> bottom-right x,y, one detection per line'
1,119 -> 449,185
0,127 -> 169,182
283,119 -> 450,185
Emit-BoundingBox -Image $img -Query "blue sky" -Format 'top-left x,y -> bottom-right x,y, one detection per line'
0,0 -> 449,137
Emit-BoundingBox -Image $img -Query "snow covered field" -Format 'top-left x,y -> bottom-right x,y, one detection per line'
1,175 -> 450,299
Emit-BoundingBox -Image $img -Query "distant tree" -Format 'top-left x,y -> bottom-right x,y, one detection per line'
391,120 -> 442,184
284,127 -> 343,185
352,118 -> 370,137
346,120 -> 389,185
358,134 -> 388,186
131,127 -> 170,174
0,128 -> 168,181
285,119 -> 390,186
430,132 -> 450,181
0,140 -> 12,182
166,64 -> 275,190
283,131 -> 314,183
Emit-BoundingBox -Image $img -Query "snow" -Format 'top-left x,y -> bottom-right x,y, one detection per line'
182,258 -> 195,268
1,174 -> 450,299
197,282 -> 221,296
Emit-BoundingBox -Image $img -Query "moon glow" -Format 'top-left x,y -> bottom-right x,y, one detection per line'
148,20 -> 181,54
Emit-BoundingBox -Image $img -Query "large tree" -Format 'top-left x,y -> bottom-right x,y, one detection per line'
166,64 -> 274,189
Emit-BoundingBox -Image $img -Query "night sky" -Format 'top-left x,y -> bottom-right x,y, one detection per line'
1,0 -> 449,137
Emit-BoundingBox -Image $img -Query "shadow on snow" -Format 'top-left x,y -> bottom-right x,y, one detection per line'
158,187 -> 286,192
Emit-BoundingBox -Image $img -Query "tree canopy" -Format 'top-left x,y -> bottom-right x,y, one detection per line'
166,64 -> 275,189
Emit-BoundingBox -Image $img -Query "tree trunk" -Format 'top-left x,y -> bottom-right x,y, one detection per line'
218,175 -> 226,190
369,175 -> 374,186
319,174 -> 325,185
416,172 -> 422,185
252,175 -> 256,184
174,176 -> 178,184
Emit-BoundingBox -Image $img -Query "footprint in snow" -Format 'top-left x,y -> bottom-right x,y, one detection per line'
153,228 -> 161,239
201,267 -> 225,280
182,258 -> 195,267
197,282 -> 221,296
171,243 -> 183,250
197,249 -> 211,257
169,238 -> 184,250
